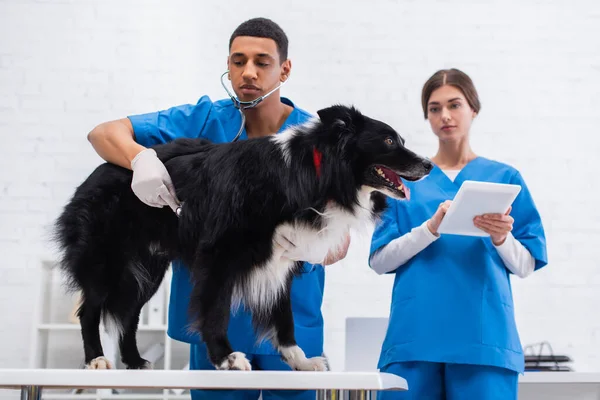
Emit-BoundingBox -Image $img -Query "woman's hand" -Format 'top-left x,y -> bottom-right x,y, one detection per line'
427,200 -> 452,236
473,206 -> 514,245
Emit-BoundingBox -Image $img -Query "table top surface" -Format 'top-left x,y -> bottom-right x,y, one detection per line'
520,371 -> 600,384
2,369 -> 599,390
0,369 -> 408,391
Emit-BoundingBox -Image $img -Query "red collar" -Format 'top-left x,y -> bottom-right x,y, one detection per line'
313,147 -> 323,178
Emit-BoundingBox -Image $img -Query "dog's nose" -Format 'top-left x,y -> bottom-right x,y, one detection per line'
423,158 -> 434,172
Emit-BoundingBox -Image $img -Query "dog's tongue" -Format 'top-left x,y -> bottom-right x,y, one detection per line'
403,182 -> 410,200
381,168 -> 400,186
381,167 -> 410,200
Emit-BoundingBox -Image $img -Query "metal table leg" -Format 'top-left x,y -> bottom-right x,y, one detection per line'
346,389 -> 372,400
316,389 -> 373,400
20,386 -> 42,400
317,389 -> 340,399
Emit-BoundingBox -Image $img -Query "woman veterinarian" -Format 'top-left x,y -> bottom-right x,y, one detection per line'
369,68 -> 548,399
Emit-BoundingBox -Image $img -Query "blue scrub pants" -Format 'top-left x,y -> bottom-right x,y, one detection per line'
189,343 -> 316,400
379,361 -> 518,400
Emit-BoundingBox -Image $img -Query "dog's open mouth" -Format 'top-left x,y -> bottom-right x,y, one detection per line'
372,165 -> 411,200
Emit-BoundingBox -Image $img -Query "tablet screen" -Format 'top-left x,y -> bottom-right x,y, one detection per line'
437,180 -> 522,237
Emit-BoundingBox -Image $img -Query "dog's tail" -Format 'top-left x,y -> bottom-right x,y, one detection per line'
51,163 -> 130,291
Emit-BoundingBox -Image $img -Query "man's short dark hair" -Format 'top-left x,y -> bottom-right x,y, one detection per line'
229,17 -> 289,63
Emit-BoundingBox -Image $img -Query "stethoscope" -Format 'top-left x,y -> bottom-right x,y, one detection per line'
220,70 -> 288,142
174,71 -> 287,217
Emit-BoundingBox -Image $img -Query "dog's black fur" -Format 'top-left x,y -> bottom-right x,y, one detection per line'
53,105 -> 433,371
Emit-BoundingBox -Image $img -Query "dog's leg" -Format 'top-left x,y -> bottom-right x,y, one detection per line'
116,256 -> 169,369
117,302 -> 151,370
259,276 -> 328,372
78,299 -> 112,369
190,271 -> 251,371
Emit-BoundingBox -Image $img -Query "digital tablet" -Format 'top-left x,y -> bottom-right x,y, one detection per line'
437,180 -> 522,237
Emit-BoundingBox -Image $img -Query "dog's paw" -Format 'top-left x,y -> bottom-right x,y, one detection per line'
279,345 -> 329,371
126,359 -> 153,370
217,351 -> 252,371
290,356 -> 328,371
85,356 -> 113,370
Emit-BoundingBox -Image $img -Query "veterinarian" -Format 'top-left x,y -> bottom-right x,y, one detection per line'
368,68 -> 548,399
87,17 -> 349,400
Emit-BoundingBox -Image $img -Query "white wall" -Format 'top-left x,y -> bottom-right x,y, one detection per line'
1,0 -> 599,391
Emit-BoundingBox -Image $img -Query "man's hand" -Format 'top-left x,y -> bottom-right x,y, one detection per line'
130,148 -> 181,213
322,231 -> 351,265
474,206 -> 514,245
274,230 -> 352,265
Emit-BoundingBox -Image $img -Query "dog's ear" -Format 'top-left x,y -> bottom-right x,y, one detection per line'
317,105 -> 362,154
316,105 -> 355,132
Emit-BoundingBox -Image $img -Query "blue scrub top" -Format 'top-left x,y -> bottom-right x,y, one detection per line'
370,157 -> 548,373
128,95 -> 325,357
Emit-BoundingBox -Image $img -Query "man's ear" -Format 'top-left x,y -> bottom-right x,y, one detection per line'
280,59 -> 291,82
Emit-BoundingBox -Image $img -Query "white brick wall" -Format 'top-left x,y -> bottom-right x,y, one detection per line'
1,0 -> 599,393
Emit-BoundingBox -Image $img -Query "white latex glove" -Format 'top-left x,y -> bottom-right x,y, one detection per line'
274,229 -> 351,266
130,148 -> 180,212
274,230 -> 324,264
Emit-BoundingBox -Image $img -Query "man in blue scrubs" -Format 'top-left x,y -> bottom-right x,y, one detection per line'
87,17 -> 348,400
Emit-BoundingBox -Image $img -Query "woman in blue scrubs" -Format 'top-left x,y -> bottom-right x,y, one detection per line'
369,68 -> 548,399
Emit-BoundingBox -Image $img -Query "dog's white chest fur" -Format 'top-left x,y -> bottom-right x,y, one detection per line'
232,189 -> 376,314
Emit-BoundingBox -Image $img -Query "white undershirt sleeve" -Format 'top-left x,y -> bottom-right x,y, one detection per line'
493,232 -> 536,278
370,217 -> 536,278
370,220 -> 440,275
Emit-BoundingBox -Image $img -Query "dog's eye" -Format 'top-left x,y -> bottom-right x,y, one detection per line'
385,137 -> 394,146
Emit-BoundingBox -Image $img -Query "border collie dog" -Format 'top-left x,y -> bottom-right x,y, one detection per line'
53,105 -> 433,372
